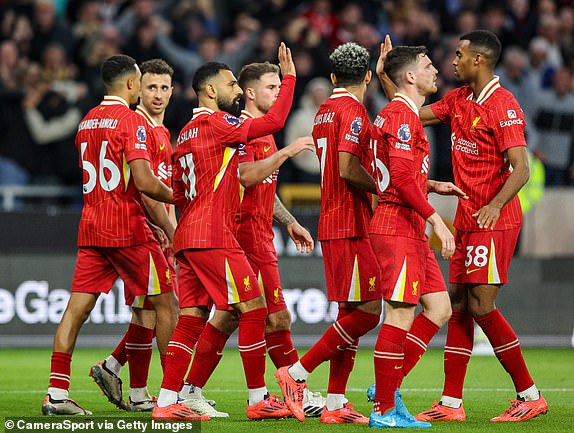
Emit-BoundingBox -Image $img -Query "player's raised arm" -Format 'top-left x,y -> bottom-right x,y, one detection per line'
278,42 -> 296,77
376,35 -> 397,99
245,43 -> 297,140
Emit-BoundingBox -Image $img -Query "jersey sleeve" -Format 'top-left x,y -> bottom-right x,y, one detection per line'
211,113 -> 252,148
383,111 -> 416,161
430,89 -> 457,125
337,104 -> 369,157
389,156 -> 435,219
492,95 -> 527,152
122,113 -> 152,163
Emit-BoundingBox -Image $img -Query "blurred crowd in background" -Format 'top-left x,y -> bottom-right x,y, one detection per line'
2,0 -> 574,192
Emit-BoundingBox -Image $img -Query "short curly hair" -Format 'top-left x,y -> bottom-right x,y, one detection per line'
329,42 -> 370,87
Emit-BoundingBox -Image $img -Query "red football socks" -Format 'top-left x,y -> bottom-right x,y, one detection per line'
238,308 -> 268,389
374,324 -> 407,414
300,308 -> 379,373
186,322 -> 230,388
49,352 -> 72,391
265,329 -> 299,368
125,323 -> 154,389
111,334 -> 128,366
160,315 -> 206,392
476,309 -> 534,393
327,306 -> 358,394
400,313 -> 440,385
443,311 -> 474,399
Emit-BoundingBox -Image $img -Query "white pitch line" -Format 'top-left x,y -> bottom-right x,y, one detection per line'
4,388 -> 574,394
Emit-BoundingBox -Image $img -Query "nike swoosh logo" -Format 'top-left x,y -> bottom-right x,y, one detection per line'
336,345 -> 345,351
393,365 -> 402,370
159,143 -> 166,151
263,146 -> 271,152
378,419 -> 397,427
216,351 -> 223,356
283,348 -> 296,356
466,268 -> 480,275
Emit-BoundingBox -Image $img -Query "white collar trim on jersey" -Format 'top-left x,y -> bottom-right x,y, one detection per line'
330,87 -> 360,102
135,105 -> 158,127
240,109 -> 255,119
393,92 -> 419,114
101,95 -> 129,107
467,76 -> 501,105
192,106 -> 215,119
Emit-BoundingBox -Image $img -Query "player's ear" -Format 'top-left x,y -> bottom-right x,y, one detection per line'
330,73 -> 338,87
205,82 -> 217,99
245,87 -> 256,101
364,70 -> 372,85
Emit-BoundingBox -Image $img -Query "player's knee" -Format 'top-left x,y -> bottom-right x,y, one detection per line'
265,309 -> 292,331
467,296 -> 495,317
425,301 -> 452,327
357,298 -> 382,316
66,293 -> 98,323
210,310 -> 239,335
235,295 -> 267,314
131,308 -> 156,328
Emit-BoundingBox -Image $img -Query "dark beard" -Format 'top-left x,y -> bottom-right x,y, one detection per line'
218,98 -> 241,117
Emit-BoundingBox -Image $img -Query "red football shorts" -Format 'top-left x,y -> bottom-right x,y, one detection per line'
321,237 -> 382,302
72,242 -> 174,306
370,234 -> 447,305
450,228 -> 520,285
176,248 -> 262,310
133,246 -> 178,309
246,249 -> 286,314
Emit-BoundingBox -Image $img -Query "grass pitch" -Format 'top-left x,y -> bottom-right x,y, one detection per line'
1,347 -> 572,432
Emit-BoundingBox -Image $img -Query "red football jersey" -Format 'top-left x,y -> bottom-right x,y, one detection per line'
136,106 -> 172,213
370,94 -> 430,240
430,77 -> 526,231
75,96 -> 153,247
236,110 -> 278,253
312,88 -> 373,241
173,107 -> 252,251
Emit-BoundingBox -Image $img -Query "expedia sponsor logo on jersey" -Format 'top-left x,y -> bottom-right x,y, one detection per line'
398,124 -> 411,141
499,117 -> 524,128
